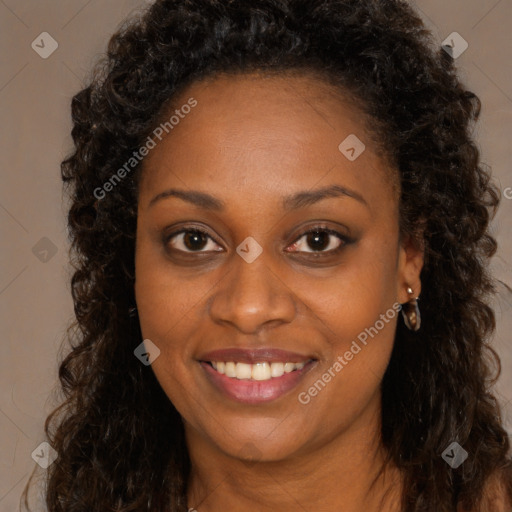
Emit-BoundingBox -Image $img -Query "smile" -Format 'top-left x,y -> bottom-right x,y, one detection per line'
209,361 -> 307,381
198,348 -> 316,404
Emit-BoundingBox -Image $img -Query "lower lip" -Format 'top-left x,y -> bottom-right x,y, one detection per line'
200,361 -> 315,404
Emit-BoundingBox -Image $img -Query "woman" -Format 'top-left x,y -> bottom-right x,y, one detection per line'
22,0 -> 512,510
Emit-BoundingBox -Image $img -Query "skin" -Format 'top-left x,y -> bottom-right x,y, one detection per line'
134,71 -> 424,511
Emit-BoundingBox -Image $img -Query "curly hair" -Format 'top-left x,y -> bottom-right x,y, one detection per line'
21,0 -> 512,510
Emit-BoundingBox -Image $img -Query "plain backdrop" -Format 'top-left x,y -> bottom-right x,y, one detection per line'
1,0 -> 511,510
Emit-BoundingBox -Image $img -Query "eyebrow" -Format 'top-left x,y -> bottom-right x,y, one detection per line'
148,184 -> 368,211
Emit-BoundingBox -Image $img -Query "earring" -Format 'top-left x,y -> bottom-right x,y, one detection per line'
128,306 -> 137,318
401,286 -> 421,331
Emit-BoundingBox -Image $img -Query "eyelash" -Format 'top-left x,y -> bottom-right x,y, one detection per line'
163,224 -> 353,256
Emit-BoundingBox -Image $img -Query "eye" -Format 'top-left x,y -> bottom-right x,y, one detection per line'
163,224 -> 352,255
164,227 -> 223,253
286,226 -> 350,254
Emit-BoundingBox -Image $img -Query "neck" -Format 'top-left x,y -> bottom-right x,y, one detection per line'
185,394 -> 403,512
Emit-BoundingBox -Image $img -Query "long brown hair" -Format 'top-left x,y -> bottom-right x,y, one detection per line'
22,0 -> 512,510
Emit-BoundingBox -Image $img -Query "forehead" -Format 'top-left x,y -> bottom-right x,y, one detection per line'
138,71 -> 397,213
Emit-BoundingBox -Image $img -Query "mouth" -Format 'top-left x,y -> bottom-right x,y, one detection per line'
198,348 -> 317,404
207,360 -> 307,380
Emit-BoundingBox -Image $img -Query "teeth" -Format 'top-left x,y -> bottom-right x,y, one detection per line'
270,362 -> 284,378
235,362 -> 252,380
284,362 -> 295,373
225,362 -> 237,378
211,360 -> 307,380
252,362 -> 271,380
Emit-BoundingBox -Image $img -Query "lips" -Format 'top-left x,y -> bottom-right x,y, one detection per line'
198,348 -> 316,404
199,347 -> 312,364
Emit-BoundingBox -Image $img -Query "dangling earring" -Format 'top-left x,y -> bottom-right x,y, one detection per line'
128,306 -> 138,318
401,286 -> 421,331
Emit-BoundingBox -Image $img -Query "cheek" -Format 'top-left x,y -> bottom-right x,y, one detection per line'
296,236 -> 399,342
134,239 -> 191,387
291,240 -> 399,412
134,230 -> 212,347
134,268 -> 203,420
293,282 -> 399,438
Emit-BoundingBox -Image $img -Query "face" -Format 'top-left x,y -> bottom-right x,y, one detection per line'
134,72 -> 423,463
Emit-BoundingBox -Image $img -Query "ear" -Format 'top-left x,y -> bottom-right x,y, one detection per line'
396,232 -> 424,304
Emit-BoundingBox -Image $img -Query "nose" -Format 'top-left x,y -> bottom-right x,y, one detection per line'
208,249 -> 296,335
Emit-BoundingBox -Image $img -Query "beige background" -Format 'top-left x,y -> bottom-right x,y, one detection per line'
1,0 -> 511,510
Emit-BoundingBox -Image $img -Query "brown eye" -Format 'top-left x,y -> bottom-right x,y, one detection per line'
287,227 -> 349,254
165,228 -> 223,253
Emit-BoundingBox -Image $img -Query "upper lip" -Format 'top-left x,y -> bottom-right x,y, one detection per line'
198,348 -> 315,364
